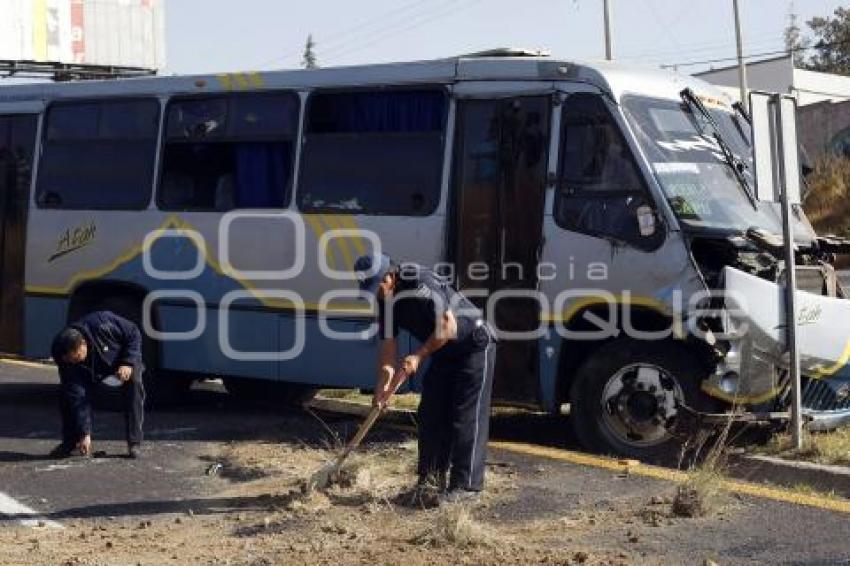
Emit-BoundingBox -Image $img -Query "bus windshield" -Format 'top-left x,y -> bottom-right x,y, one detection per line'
622,94 -> 815,241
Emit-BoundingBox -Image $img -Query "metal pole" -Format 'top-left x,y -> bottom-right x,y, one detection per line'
773,94 -> 803,449
603,0 -> 613,60
733,0 -> 749,112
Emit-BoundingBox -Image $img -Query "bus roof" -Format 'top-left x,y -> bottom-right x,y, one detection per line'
0,52 -> 731,108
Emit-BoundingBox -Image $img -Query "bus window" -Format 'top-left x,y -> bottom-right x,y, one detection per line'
555,93 -> 656,248
159,92 -> 299,211
37,99 -> 159,209
298,89 -> 446,216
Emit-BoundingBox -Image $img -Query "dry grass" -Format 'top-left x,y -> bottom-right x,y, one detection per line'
758,428 -> 850,467
410,506 -> 493,548
672,408 -> 737,517
804,155 -> 850,237
319,388 -> 422,411
672,466 -> 726,518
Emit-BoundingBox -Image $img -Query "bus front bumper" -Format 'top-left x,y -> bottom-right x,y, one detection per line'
702,267 -> 850,430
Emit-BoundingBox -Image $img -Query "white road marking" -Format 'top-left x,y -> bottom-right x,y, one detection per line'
0,492 -> 62,529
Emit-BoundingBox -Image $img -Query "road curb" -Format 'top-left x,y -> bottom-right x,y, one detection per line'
728,453 -> 850,498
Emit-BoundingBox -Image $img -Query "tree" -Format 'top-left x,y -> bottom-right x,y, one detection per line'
301,34 -> 318,69
783,4 -> 809,67
806,7 -> 850,75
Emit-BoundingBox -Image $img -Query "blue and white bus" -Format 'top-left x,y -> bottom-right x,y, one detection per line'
3,50 -> 850,459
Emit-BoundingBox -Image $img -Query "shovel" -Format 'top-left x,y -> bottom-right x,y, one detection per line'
304,368 -> 409,493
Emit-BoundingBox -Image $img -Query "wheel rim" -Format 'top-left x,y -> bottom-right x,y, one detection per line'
599,363 -> 684,448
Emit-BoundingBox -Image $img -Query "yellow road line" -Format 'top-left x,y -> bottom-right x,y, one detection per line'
491,441 -> 850,515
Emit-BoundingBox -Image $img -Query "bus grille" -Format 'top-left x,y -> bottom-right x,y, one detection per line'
802,377 -> 850,412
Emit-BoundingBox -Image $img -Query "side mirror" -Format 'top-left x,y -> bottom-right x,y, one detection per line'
637,205 -> 657,237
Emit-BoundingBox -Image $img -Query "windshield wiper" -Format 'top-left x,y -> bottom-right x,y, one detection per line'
679,88 -> 757,209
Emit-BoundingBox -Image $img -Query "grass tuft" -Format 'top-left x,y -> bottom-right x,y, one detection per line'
758,428 -> 850,467
410,506 -> 492,548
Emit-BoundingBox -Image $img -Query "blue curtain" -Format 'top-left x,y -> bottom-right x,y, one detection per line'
234,143 -> 289,207
309,90 -> 446,134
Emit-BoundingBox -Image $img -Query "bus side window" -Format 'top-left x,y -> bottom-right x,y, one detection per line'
158,93 -> 299,211
554,93 -> 657,248
297,89 -> 446,216
37,99 -> 159,210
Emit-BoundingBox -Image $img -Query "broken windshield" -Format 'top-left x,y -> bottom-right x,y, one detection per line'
622,94 -> 815,242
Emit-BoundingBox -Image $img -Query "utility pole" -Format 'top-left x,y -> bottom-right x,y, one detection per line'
603,0 -> 613,60
733,0 -> 748,111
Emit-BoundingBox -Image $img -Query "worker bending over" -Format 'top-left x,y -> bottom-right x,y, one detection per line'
354,254 -> 496,506
49,310 -> 146,459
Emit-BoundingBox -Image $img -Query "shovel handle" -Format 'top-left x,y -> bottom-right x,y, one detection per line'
338,368 -> 409,459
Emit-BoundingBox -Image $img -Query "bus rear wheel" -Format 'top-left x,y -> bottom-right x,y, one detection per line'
223,378 -> 317,408
569,338 -> 710,462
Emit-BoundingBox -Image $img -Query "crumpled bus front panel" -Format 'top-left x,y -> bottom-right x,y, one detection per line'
721,266 -> 850,423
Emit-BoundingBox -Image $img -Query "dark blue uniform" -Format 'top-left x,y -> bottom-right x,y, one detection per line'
379,266 -> 496,491
52,311 -> 146,449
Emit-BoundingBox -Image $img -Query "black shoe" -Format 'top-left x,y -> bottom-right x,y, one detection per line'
395,482 -> 442,509
48,442 -> 74,459
440,488 -> 481,505
128,444 -> 141,459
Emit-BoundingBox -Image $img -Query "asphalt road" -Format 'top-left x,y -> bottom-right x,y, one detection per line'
1,359 -> 849,564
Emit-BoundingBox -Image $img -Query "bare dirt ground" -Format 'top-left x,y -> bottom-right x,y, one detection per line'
3,361 -> 850,565
0,435 -> 645,565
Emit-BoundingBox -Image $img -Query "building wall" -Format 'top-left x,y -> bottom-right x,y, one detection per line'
798,100 -> 850,160
695,56 -> 796,100
0,0 -> 165,70
793,68 -> 850,106
694,55 -> 850,107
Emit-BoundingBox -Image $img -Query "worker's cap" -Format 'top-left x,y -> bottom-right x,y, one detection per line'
353,253 -> 392,295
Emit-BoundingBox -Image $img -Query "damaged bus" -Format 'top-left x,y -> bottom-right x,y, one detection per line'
2,49 -> 849,459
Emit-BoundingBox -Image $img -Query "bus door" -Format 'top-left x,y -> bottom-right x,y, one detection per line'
449,96 -> 551,404
0,114 -> 38,354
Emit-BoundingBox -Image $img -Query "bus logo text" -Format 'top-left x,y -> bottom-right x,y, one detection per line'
48,222 -> 97,262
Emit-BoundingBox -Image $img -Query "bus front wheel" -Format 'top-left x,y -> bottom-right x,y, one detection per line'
569,338 -> 711,462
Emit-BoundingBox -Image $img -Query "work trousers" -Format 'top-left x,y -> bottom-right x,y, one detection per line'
417,340 -> 496,491
59,364 -> 145,447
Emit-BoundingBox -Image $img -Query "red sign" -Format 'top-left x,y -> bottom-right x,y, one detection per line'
71,0 -> 85,63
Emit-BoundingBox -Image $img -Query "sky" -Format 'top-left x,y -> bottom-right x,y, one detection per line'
163,0 -> 845,76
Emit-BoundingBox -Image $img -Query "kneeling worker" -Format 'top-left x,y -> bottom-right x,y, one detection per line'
49,310 -> 146,459
354,254 -> 496,505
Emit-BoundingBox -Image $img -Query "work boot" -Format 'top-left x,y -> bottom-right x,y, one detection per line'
440,488 -> 481,505
48,442 -> 75,459
395,477 -> 444,509
128,444 -> 142,459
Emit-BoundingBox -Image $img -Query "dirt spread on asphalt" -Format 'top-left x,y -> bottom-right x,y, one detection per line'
0,437 -> 721,565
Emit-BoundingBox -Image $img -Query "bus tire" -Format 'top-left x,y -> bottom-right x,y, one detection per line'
568,337 -> 710,462
75,295 -> 191,411
223,378 -> 317,408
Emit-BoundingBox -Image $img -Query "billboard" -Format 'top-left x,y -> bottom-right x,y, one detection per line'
0,0 -> 165,70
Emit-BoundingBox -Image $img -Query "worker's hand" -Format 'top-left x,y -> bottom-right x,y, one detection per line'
116,365 -> 133,382
401,354 -> 421,376
77,434 -> 91,456
373,380 -> 394,409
